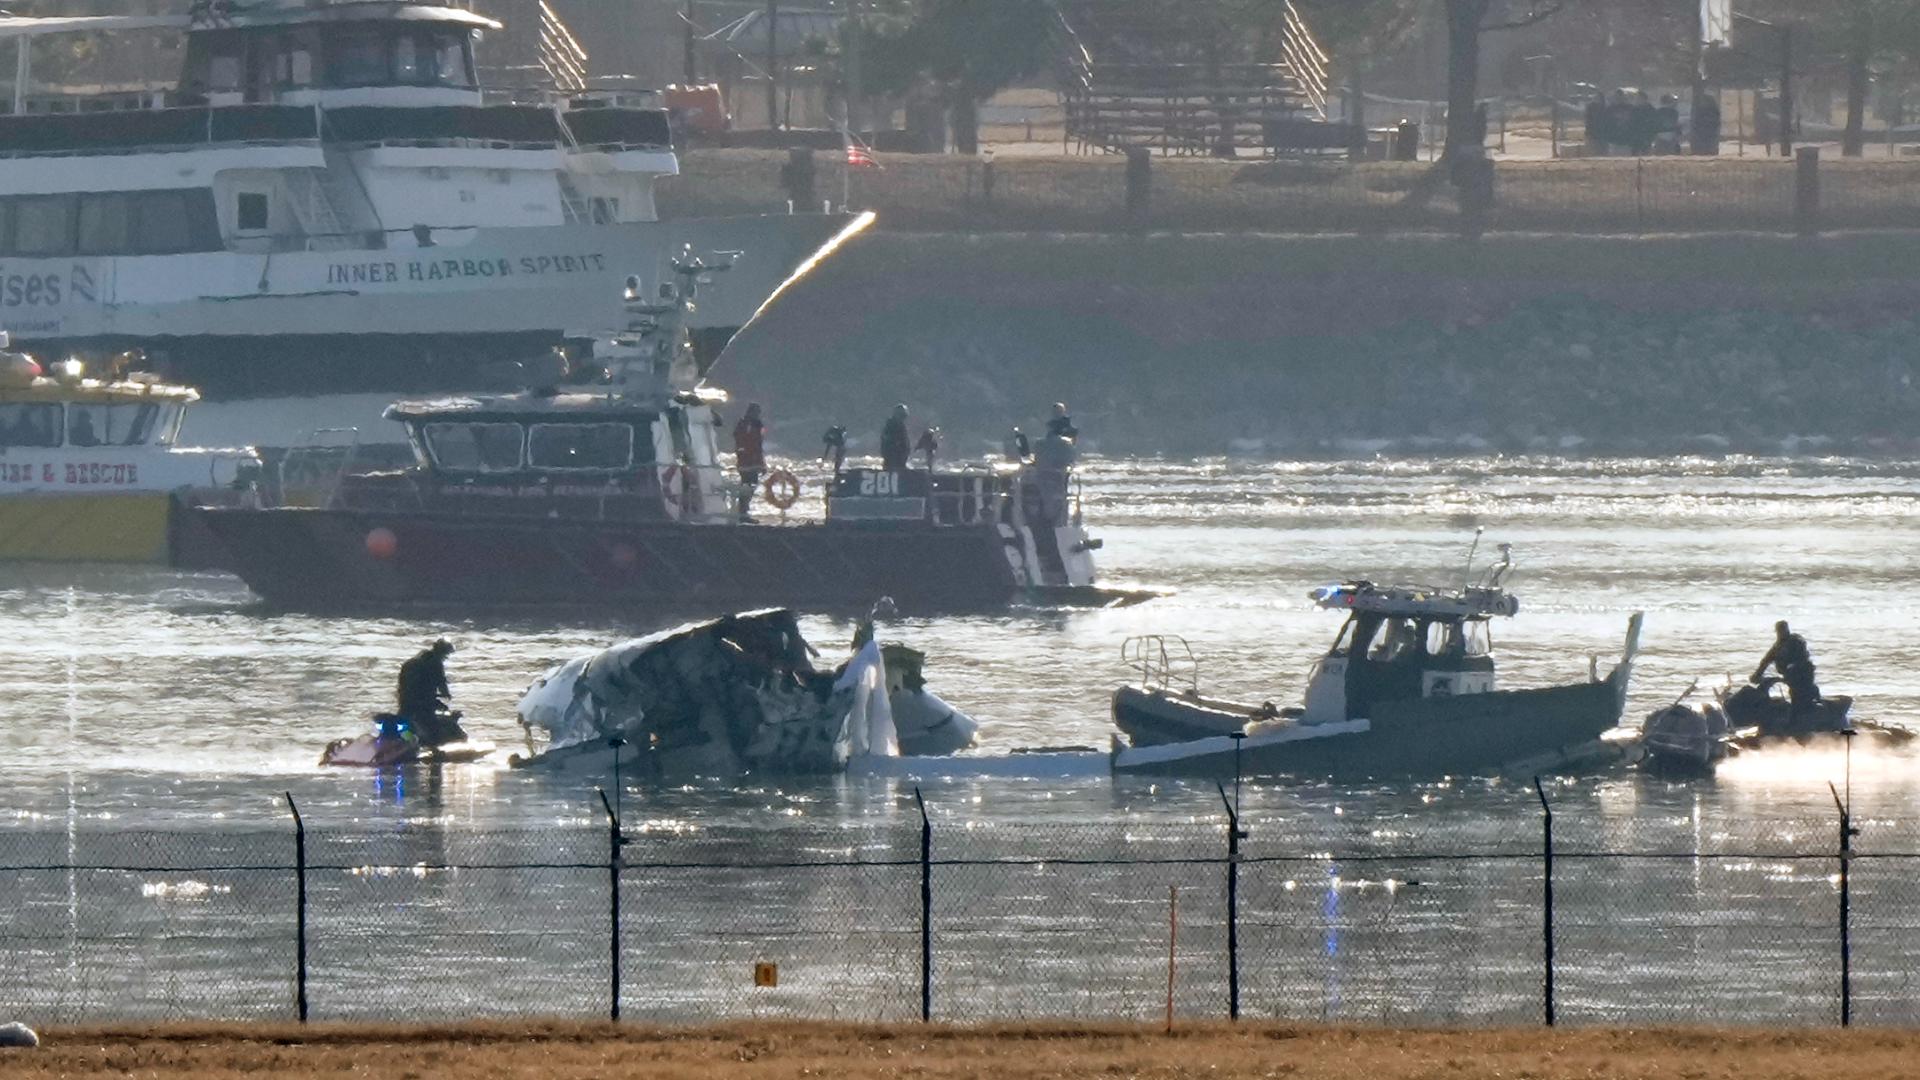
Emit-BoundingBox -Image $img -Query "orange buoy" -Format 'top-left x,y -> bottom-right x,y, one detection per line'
365,527 -> 398,559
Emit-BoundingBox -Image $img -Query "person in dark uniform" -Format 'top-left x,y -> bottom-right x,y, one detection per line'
1045,401 -> 1078,442
880,404 -> 912,471
1751,620 -> 1820,723
733,403 -> 766,521
1691,91 -> 1722,156
397,639 -> 465,746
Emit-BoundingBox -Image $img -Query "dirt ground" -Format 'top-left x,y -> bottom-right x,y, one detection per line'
9,1021 -> 1920,1080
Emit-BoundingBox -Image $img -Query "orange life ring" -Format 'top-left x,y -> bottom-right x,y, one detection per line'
762,468 -> 801,510
658,463 -> 689,506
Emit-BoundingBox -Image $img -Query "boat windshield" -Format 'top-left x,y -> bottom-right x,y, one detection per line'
0,403 -> 60,448
63,402 -> 163,447
528,423 -> 635,471
424,421 -> 523,472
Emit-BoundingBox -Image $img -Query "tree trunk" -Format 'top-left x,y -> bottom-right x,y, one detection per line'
1843,33 -> 1870,158
1442,0 -> 1488,161
950,93 -> 979,155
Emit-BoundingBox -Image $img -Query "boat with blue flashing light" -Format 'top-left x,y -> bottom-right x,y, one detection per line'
1110,542 -> 1642,779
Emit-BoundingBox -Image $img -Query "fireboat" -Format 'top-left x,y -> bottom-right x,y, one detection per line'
191,251 -> 1155,612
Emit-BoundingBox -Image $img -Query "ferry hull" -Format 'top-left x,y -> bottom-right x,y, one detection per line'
6,213 -> 864,388
191,507 -> 1025,612
1111,669 -> 1631,780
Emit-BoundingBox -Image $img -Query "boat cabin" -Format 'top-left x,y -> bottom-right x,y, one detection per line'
0,351 -> 256,494
330,386 -> 732,520
1299,580 -> 1516,724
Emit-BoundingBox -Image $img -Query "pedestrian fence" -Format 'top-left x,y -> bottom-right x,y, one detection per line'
3,784 -> 1917,1027
666,147 -> 1920,235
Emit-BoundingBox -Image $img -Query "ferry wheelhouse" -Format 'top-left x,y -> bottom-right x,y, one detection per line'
0,1 -> 864,393
0,340 -> 255,564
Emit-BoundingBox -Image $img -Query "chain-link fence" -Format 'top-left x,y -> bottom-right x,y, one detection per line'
0,789 -> 1906,1027
664,148 -> 1920,235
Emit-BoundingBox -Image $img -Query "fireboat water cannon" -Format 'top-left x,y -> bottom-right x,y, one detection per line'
598,245 -> 737,394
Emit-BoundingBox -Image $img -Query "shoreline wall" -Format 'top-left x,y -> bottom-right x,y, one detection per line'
712,231 -> 1920,457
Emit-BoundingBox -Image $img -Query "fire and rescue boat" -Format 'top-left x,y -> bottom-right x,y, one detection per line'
0,335 -> 256,565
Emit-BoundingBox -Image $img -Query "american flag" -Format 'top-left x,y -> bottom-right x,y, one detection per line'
846,142 -> 880,168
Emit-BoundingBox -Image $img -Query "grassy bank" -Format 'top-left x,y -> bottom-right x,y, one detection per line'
11,1021 -> 1920,1079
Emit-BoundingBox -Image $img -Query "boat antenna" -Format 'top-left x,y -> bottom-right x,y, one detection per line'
1461,526 -> 1485,589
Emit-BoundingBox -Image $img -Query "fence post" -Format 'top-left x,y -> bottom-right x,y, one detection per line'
599,787 -> 622,1022
1795,146 -> 1821,234
1830,776 -> 1857,1025
1533,777 -> 1554,1027
916,787 -> 932,1022
1218,774 -> 1245,1021
284,791 -> 308,1024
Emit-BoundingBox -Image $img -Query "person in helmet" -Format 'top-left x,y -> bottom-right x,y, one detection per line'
1751,620 -> 1820,724
397,638 -> 467,746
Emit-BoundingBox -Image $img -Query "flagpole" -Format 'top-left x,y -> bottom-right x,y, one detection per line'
840,110 -> 851,210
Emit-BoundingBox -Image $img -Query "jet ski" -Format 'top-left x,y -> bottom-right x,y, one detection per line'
320,711 -> 494,767
1720,677 -> 1911,751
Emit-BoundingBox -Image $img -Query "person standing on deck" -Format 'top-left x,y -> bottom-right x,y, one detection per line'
733,403 -> 767,522
880,404 -> 912,471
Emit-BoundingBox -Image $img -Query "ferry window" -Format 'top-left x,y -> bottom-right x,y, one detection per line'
209,51 -> 242,93
287,43 -> 315,86
529,423 -> 634,470
431,32 -> 473,87
393,35 -> 423,82
1463,620 -> 1492,657
425,422 -> 523,472
133,191 -> 194,254
0,403 -> 59,448
237,192 -> 269,232
66,405 -> 104,448
14,196 -> 73,257
1425,621 -> 1460,657
78,194 -> 132,256
590,197 -> 618,224
328,28 -> 391,87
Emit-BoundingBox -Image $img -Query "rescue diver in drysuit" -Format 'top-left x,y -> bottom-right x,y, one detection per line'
1751,620 -> 1821,726
395,638 -> 468,746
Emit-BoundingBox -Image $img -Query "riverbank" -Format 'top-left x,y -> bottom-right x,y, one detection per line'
10,1021 -> 1917,1079
717,230 -> 1920,457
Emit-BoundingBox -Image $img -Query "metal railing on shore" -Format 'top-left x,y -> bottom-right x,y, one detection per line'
1,786 -> 1910,1027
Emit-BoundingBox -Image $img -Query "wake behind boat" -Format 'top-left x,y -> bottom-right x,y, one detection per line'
1110,543 -> 1641,779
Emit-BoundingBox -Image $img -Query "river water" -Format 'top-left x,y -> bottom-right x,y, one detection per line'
3,455 -> 1918,1024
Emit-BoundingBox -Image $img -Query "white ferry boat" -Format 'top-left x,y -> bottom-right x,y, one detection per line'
0,338 -> 255,564
0,2 -> 865,393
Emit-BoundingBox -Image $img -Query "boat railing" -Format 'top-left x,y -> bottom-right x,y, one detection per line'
1121,634 -> 1200,695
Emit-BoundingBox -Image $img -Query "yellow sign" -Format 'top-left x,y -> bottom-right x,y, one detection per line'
753,962 -> 778,988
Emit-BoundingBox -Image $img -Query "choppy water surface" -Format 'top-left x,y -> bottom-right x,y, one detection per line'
5,454 -> 1920,1025
4,454 -> 1919,828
